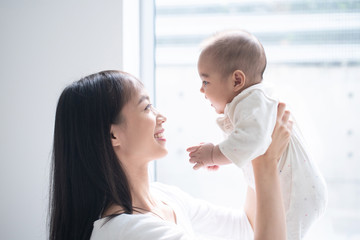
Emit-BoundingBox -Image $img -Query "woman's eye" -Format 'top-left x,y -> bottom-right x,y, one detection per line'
203,81 -> 209,86
144,104 -> 152,111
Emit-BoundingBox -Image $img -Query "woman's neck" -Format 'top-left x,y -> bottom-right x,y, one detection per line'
103,161 -> 176,223
126,163 -> 157,209
126,163 -> 177,223
103,162 -> 158,217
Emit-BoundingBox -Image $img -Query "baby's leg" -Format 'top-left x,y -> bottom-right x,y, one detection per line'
283,172 -> 327,240
279,138 -> 328,240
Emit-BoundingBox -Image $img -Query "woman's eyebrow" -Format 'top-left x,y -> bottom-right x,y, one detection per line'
138,95 -> 150,105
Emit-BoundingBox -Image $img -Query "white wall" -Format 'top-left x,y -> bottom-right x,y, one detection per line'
0,1 -> 123,239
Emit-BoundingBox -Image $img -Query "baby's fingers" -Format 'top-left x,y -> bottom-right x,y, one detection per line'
193,162 -> 203,170
188,151 -> 198,158
186,145 -> 200,152
189,156 -> 197,164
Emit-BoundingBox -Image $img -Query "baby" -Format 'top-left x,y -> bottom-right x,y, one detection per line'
187,30 -> 327,240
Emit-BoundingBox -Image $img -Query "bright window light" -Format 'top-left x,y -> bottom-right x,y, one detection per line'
154,1 -> 360,239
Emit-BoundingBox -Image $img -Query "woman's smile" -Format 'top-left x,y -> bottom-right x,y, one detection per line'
154,129 -> 166,141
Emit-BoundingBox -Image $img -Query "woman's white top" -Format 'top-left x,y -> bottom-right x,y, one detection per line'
90,182 -> 254,240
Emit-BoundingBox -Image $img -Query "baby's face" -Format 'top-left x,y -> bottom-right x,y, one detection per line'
197,55 -> 235,114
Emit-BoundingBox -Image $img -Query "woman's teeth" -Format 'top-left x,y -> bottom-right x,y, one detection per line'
154,133 -> 164,139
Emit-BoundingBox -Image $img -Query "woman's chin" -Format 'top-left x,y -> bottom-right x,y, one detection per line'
153,148 -> 168,160
160,148 -> 168,157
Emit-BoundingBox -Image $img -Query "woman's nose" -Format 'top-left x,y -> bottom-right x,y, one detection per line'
157,113 -> 166,124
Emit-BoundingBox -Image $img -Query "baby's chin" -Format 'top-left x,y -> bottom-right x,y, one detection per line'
211,103 -> 224,114
215,108 -> 225,114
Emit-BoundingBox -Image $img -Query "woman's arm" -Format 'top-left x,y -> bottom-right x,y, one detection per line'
252,102 -> 292,240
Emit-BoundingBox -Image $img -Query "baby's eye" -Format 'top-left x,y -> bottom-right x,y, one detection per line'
202,81 -> 209,86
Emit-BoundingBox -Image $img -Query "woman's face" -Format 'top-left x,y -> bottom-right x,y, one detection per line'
114,86 -> 167,165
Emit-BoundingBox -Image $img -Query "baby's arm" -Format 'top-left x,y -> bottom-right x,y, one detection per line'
187,143 -> 231,170
219,90 -> 278,168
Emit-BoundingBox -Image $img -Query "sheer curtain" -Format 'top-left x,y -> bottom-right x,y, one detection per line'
154,1 -> 360,239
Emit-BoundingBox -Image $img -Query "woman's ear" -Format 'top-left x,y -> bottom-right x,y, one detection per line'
232,70 -> 246,92
110,124 -> 122,147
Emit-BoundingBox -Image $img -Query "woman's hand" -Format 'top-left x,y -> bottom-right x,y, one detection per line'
251,102 -> 292,240
264,102 -> 293,165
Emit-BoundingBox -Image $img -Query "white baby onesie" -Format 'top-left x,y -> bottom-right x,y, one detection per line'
217,83 -> 328,240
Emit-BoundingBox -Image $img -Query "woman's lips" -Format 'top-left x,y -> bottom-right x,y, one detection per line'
154,129 -> 166,141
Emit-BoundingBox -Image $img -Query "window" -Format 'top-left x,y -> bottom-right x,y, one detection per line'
154,1 -> 360,239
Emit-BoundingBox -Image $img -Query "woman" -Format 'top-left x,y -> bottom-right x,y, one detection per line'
49,70 -> 291,240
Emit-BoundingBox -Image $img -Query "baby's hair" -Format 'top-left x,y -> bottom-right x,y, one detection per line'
200,30 -> 267,85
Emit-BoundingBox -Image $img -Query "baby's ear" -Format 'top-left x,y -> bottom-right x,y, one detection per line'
232,70 -> 246,92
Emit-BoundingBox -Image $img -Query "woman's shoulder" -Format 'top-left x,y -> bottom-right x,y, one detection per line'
90,213 -> 190,240
151,182 -> 195,205
150,182 -> 183,194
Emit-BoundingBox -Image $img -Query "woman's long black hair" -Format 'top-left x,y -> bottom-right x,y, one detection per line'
49,70 -> 141,240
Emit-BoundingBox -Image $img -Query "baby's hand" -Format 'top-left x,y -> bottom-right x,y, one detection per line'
186,143 -> 218,170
